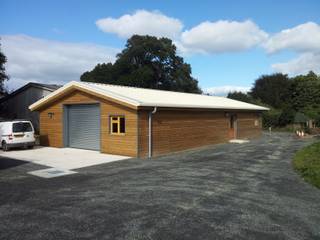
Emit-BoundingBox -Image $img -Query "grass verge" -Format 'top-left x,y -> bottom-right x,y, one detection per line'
293,141 -> 320,189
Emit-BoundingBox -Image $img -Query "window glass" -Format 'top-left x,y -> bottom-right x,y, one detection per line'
112,122 -> 118,133
119,117 -> 125,133
110,116 -> 125,135
13,122 -> 32,132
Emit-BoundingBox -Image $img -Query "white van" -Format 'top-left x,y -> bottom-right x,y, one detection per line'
0,120 -> 35,151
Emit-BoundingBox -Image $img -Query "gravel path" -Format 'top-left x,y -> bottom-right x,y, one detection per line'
0,132 -> 319,239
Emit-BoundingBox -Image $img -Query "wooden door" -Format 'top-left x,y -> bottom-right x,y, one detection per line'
229,114 -> 237,139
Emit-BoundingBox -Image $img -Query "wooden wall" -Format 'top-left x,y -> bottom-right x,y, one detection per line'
138,110 -> 262,158
237,112 -> 262,139
38,89 -> 262,158
39,90 -> 138,157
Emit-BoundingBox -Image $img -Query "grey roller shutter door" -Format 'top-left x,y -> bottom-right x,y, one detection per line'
67,104 -> 100,151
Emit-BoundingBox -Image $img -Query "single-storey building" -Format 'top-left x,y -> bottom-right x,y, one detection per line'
29,81 -> 268,158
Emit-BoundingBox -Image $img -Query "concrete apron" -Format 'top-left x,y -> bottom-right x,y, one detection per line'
0,147 -> 131,178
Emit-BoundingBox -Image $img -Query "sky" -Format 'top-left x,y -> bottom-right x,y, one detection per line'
1,0 -> 320,95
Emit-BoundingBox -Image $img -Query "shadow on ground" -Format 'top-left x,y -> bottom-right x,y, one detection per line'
0,157 -> 29,170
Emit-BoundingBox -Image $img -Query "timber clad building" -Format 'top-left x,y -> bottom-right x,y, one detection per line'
29,81 -> 268,158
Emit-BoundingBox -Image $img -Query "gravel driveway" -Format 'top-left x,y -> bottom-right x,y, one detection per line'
0,132 -> 319,239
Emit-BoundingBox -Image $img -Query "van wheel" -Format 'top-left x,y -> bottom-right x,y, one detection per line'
2,141 -> 9,151
28,145 -> 34,149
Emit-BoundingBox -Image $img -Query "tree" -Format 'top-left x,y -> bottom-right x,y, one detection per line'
250,73 -> 291,109
262,108 -> 282,128
81,35 -> 201,93
0,42 -> 9,94
290,71 -> 320,112
227,91 -> 254,103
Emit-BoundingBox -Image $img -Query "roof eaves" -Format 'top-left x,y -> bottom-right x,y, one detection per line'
138,102 -> 269,111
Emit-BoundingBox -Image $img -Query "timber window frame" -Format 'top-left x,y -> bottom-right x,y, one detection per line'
110,115 -> 125,135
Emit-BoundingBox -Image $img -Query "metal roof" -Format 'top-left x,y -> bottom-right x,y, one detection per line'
29,81 -> 269,111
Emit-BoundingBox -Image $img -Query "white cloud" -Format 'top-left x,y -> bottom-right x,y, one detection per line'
95,11 -> 269,55
1,35 -> 118,90
96,10 -> 183,39
180,20 -> 268,54
204,85 -> 250,96
272,52 -> 320,75
264,22 -> 320,54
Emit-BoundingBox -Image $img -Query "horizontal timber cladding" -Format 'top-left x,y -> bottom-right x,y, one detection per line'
237,112 -> 262,139
138,110 -> 262,158
138,110 -> 230,158
39,90 -> 138,157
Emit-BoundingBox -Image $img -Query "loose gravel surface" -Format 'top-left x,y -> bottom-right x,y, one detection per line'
0,132 -> 319,240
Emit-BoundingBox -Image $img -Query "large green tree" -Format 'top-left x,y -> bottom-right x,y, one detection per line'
0,42 -> 9,94
227,91 -> 254,103
250,73 -> 291,109
81,35 -> 201,93
290,71 -> 320,111
249,71 -> 320,128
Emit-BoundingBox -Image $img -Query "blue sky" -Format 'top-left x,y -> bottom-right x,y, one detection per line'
1,0 -> 319,95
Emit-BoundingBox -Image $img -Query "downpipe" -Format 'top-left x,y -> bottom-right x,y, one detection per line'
148,107 -> 157,158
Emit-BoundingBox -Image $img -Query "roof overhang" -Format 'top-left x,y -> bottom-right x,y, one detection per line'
29,81 -> 270,112
29,81 -> 140,111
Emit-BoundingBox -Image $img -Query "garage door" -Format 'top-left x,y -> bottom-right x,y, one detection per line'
65,104 -> 100,151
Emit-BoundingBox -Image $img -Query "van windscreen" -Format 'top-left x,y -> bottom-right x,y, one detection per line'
12,122 -> 32,132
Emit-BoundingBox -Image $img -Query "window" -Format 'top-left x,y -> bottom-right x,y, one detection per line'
12,122 -> 33,132
110,116 -> 125,135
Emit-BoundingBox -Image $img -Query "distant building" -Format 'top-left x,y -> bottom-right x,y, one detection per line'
293,112 -> 318,131
0,82 -> 61,132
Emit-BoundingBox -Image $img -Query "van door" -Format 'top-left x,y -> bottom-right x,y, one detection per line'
12,122 -> 34,144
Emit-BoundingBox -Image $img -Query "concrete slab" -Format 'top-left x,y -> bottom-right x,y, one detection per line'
0,147 -> 131,170
229,139 -> 250,144
28,168 -> 77,178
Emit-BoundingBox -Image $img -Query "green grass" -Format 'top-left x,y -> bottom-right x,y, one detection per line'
293,141 -> 320,189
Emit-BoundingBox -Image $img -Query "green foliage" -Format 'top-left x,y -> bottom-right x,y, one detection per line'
303,107 -> 320,127
250,73 -> 291,109
293,141 -> 320,189
278,107 -> 295,126
0,42 -> 9,94
291,71 -> 320,111
247,71 -> 320,129
262,108 -> 282,128
81,35 -> 201,93
227,91 -> 254,103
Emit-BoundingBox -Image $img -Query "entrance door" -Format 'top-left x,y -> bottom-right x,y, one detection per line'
64,104 -> 100,151
229,114 -> 237,139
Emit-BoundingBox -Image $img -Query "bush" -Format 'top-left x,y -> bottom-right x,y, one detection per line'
279,107 -> 295,126
262,109 -> 282,128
